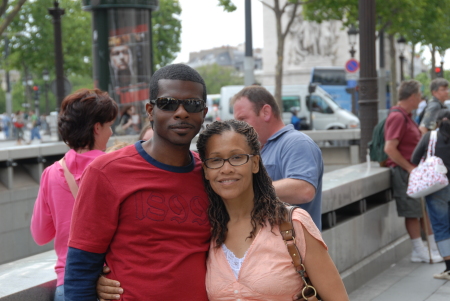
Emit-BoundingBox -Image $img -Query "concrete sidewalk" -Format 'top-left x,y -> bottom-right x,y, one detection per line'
349,255 -> 450,300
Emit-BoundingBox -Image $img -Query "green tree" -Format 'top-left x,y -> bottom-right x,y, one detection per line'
195,64 -> 243,94
152,0 -> 182,69
6,0 -> 92,78
0,88 -> 5,113
219,1 -> 312,109
0,0 -> 28,36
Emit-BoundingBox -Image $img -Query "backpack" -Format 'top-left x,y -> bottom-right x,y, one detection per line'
368,109 -> 406,166
416,105 -> 427,125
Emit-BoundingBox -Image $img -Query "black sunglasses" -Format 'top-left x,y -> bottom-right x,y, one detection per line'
150,97 -> 206,113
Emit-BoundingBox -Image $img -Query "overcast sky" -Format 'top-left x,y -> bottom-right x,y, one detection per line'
173,0 -> 264,63
172,0 -> 449,69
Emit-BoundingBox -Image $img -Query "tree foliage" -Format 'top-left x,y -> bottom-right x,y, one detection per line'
303,0 -> 450,49
152,0 -> 182,69
6,0 -> 92,78
195,64 -> 243,94
0,0 -> 27,36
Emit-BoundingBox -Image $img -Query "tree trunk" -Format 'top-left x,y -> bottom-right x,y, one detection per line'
389,34 -> 398,105
273,1 -> 284,112
410,43 -> 415,79
0,0 -> 27,36
430,45 -> 436,79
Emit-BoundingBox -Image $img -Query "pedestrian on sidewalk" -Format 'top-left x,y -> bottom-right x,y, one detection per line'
2,112 -> 11,139
412,109 -> 450,280
30,89 -> 118,301
384,80 -> 443,263
13,110 -> 25,145
27,110 -> 42,144
419,78 -> 448,134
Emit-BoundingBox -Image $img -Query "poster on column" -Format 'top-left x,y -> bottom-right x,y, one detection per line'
109,21 -> 151,104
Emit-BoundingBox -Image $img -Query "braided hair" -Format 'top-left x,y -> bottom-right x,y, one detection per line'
197,120 -> 288,247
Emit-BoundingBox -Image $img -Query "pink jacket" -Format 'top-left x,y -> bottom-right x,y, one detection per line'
30,149 -> 104,286
206,209 -> 326,301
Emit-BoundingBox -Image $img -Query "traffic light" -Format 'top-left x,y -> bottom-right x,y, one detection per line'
33,85 -> 40,101
435,67 -> 443,78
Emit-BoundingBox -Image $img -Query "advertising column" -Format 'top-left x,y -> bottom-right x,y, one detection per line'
82,0 -> 158,135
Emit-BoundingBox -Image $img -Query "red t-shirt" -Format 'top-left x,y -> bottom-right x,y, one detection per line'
69,142 -> 210,300
384,106 -> 421,167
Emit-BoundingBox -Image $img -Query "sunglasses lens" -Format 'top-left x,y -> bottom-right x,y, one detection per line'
157,98 -> 179,111
183,100 -> 205,113
155,98 -> 205,113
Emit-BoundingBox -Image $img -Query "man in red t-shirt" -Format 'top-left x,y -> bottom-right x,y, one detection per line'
64,64 -> 211,300
384,80 -> 442,264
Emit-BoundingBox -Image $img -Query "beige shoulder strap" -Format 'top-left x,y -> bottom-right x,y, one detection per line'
59,157 -> 79,199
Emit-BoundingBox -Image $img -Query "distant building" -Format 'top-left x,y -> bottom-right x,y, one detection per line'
0,70 -> 21,91
187,44 -> 263,73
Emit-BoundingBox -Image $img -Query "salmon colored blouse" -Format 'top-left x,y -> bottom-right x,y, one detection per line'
206,209 -> 327,301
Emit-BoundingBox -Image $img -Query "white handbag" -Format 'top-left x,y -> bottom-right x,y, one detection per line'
407,131 -> 448,198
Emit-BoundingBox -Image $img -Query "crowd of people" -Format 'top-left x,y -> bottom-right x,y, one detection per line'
0,110 -> 51,144
384,78 -> 450,280
28,63 -> 450,301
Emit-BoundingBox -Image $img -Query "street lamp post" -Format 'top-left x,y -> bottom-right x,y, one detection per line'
358,0 -> 378,163
440,50 -> 445,78
26,75 -> 33,109
48,1 -> 65,111
347,25 -> 359,58
42,69 -> 50,115
397,36 -> 406,81
347,25 -> 359,114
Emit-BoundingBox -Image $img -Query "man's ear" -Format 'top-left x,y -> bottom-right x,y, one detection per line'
203,107 -> 209,119
146,102 -> 155,122
260,104 -> 272,122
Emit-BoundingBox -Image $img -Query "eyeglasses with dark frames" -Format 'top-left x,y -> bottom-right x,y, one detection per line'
204,154 -> 255,169
150,97 -> 206,113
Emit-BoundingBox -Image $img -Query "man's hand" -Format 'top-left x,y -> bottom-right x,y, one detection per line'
97,266 -> 123,301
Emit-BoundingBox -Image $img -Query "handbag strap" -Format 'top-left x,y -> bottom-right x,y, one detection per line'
280,206 -> 318,300
59,157 -> 79,199
427,131 -> 437,158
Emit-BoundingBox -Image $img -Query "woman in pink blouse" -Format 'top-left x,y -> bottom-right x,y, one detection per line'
31,89 -> 118,301
97,120 -> 348,300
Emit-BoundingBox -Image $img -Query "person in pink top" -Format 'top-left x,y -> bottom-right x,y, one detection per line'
30,88 -> 118,301
97,120 -> 348,301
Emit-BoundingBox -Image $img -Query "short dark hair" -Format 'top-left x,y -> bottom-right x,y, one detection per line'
437,109 -> 450,143
196,120 -> 287,248
231,85 -> 281,119
58,89 -> 118,151
149,64 -> 207,101
430,78 -> 449,92
398,80 -> 421,101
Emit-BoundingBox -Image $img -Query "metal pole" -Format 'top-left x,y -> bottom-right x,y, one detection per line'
358,0 -> 378,163
244,0 -> 255,86
399,55 -> 405,81
378,29 -> 387,110
48,1 -> 65,111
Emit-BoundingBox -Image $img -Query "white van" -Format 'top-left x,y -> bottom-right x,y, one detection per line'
219,85 -> 360,130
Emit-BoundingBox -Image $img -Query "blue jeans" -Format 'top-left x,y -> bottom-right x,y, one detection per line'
426,185 -> 450,257
31,126 -> 41,140
54,285 -> 64,301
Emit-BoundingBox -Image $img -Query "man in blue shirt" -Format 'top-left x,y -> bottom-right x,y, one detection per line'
233,86 -> 323,230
